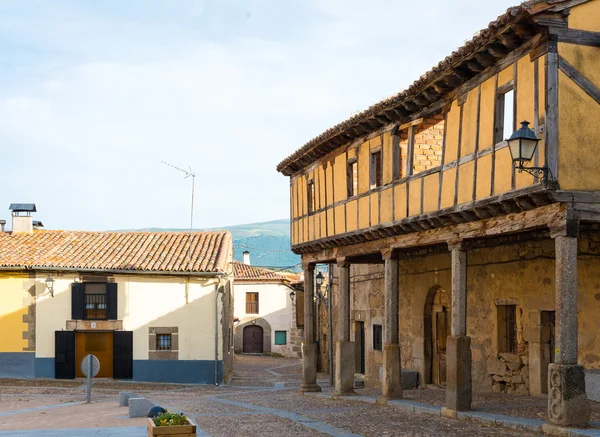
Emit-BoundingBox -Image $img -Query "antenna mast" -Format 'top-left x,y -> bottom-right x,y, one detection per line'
161,161 -> 196,242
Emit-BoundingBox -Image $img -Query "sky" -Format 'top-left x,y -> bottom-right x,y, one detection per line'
0,0 -> 520,231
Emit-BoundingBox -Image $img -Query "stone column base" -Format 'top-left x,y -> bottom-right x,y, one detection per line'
301,342 -> 321,393
334,341 -> 355,396
445,335 -> 472,412
382,343 -> 403,399
547,363 -> 589,427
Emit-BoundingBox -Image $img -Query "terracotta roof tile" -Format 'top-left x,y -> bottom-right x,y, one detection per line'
0,230 -> 232,274
232,261 -> 291,283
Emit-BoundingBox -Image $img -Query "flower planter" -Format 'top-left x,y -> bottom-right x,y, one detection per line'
147,417 -> 197,437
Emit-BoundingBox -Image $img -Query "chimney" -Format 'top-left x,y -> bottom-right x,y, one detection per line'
0,220 -> 5,232
243,251 -> 251,265
9,203 -> 36,234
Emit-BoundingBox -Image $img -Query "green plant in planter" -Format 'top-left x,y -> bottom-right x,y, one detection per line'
153,411 -> 189,427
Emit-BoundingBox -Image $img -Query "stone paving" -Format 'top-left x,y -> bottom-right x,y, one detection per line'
1,355 -> 600,436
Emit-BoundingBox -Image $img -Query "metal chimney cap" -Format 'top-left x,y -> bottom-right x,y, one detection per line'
0,220 -> 5,225
9,203 -> 37,212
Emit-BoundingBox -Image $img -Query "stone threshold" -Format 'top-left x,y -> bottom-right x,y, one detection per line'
303,392 -> 600,437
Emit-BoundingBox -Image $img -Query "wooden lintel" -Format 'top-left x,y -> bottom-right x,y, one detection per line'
298,203 -> 566,264
399,118 -> 424,131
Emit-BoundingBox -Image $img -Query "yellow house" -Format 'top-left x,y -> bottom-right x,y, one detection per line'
277,0 -> 600,428
0,204 -> 234,383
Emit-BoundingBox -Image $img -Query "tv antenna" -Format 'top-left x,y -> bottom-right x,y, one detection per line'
161,161 -> 196,242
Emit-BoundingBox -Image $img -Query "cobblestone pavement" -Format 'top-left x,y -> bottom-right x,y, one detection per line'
0,354 -> 574,436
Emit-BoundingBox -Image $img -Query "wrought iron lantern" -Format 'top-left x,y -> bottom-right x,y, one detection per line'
507,120 -> 549,184
315,271 -> 324,289
45,275 -> 55,297
289,291 -> 296,304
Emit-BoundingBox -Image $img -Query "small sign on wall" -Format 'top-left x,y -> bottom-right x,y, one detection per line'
91,322 -> 96,328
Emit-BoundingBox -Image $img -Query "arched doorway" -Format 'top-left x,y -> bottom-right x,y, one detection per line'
424,286 -> 450,386
243,325 -> 264,354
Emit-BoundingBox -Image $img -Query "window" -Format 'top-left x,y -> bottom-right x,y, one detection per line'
156,334 -> 172,351
497,305 -> 517,353
274,331 -> 287,345
373,324 -> 383,351
347,158 -> 358,198
246,292 -> 259,314
307,180 -> 316,214
370,150 -> 382,189
495,87 -> 514,145
84,283 -> 107,320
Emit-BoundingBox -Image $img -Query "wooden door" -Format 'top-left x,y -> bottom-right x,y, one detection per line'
358,322 -> 365,374
435,311 -> 448,386
76,332 -> 114,378
55,331 -> 76,379
243,325 -> 263,353
113,331 -> 133,380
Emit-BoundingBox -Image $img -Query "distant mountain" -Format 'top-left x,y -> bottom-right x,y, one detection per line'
116,219 -> 300,271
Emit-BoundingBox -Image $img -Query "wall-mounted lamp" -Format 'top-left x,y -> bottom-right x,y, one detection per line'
45,275 -> 55,297
289,291 -> 296,305
315,271 -> 327,305
315,271 -> 324,288
507,121 -> 550,184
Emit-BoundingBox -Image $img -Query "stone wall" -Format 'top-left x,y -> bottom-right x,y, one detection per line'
321,231 -> 600,394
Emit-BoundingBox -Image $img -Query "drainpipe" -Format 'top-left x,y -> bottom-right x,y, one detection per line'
328,264 -> 334,386
215,279 -> 222,386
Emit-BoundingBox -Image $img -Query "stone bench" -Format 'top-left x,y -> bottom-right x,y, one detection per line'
128,397 -> 155,418
119,391 -> 137,407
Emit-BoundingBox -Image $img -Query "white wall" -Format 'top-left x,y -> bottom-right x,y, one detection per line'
233,282 -> 294,354
34,273 -> 222,361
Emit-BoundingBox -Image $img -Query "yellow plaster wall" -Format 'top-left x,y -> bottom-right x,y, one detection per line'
408,180 -> 422,217
457,161 -> 475,205
325,164 -> 334,206
346,200 -> 358,232
380,188 -> 393,224
475,154 -> 493,200
516,57 -> 536,189
479,77 -> 496,150
569,0 -> 600,32
460,88 -> 479,157
394,184 -> 407,221
444,102 -> 460,164
498,65 -> 513,86
327,208 -> 335,238
369,193 -> 379,226
333,154 -> 347,203
494,148 -> 513,194
558,69 -> 600,190
0,272 -> 31,352
560,44 -> 600,89
334,205 -> 346,235
440,169 -> 456,209
358,141 -> 370,194
422,173 -> 440,213
358,196 -> 370,229
319,211 -> 327,238
318,165 -> 326,210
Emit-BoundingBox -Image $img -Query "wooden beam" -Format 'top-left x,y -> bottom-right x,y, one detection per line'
432,82 -> 450,94
488,44 -> 510,59
558,57 -> 600,105
512,24 -> 536,38
550,28 -> 600,48
498,32 -> 522,49
399,118 -> 424,131
475,52 -> 497,67
466,60 -> 485,73
422,89 -> 440,102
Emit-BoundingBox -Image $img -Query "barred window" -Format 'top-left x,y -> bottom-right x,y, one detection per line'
373,324 -> 383,351
497,305 -> 517,353
156,334 -> 172,351
84,283 -> 107,320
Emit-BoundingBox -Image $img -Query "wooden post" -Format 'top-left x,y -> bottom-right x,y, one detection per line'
334,258 -> 355,396
381,250 -> 402,399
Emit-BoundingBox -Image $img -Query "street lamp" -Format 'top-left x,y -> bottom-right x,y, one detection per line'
289,291 -> 296,305
507,120 -> 549,184
45,275 -> 55,297
315,271 -> 324,289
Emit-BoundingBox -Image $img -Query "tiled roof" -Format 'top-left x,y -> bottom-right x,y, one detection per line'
276,0 -> 579,176
0,230 -> 232,274
232,261 -> 291,283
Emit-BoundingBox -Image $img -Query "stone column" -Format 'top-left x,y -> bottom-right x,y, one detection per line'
445,243 -> 472,412
382,250 -> 402,399
547,234 -> 589,427
301,263 -> 321,393
334,258 -> 355,396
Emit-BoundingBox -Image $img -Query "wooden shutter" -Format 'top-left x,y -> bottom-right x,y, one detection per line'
55,331 -> 76,379
106,283 -> 118,320
71,283 -> 84,320
113,331 -> 133,379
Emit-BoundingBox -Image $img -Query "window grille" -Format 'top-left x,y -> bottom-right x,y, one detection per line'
156,334 -> 172,351
498,304 -> 517,353
373,324 -> 383,351
84,292 -> 107,320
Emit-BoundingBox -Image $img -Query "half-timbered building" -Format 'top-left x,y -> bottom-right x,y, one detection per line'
277,0 -> 600,427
